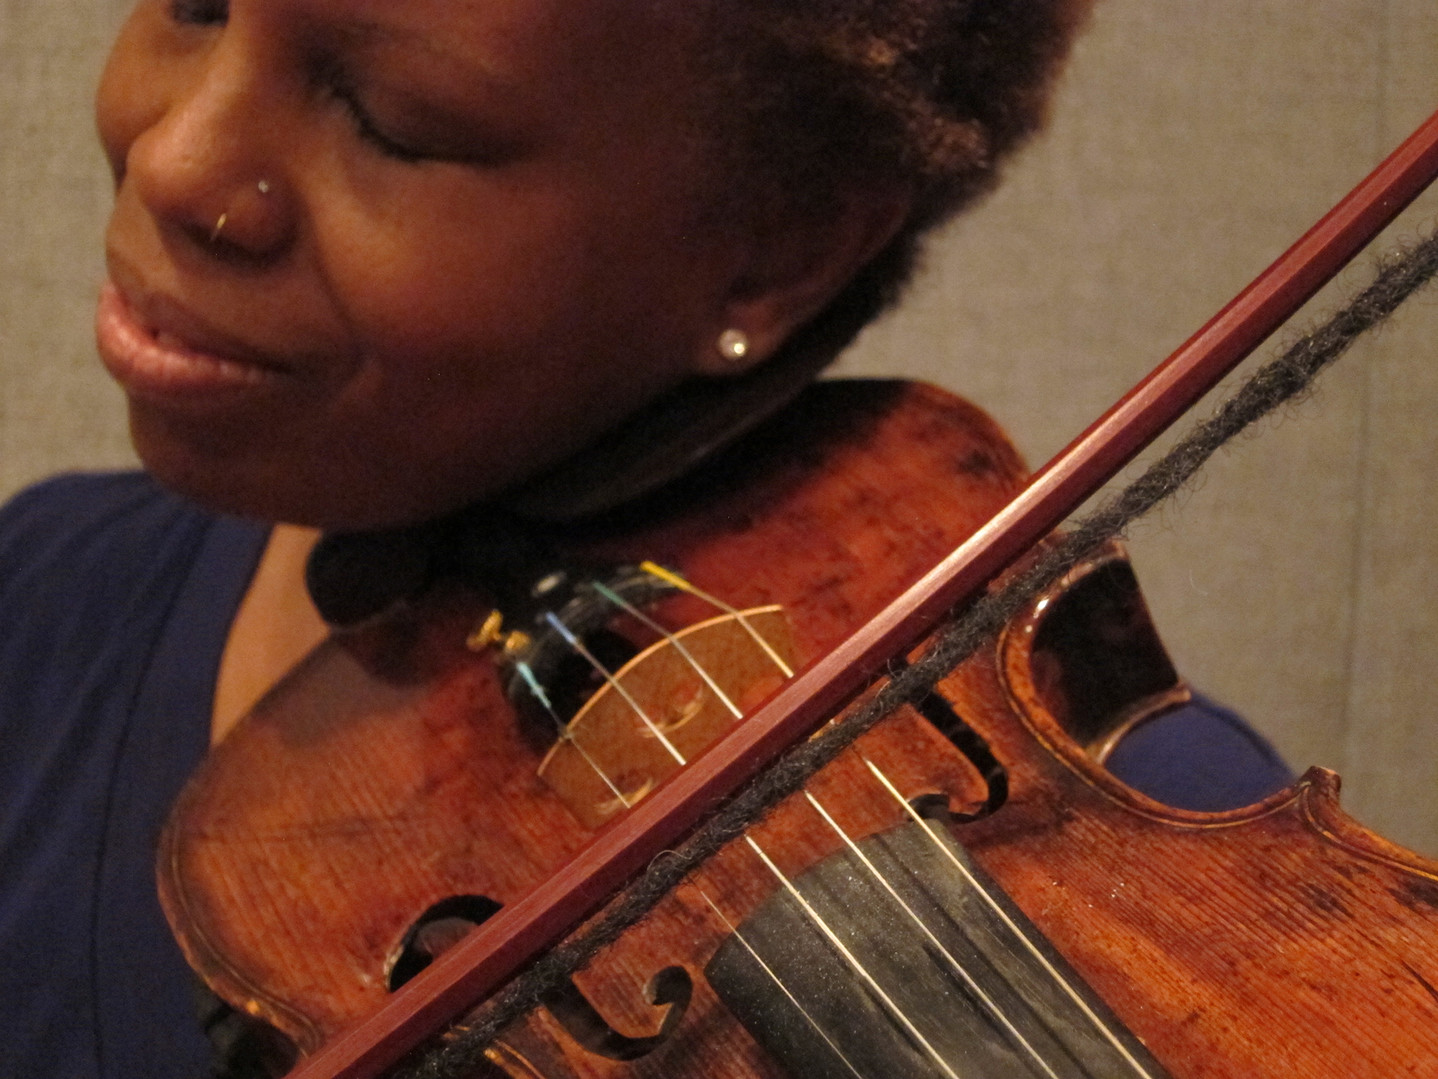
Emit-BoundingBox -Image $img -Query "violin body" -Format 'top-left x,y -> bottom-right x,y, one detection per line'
159,381 -> 1438,1077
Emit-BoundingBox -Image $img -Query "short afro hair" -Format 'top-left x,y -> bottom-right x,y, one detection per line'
691,0 -> 1096,349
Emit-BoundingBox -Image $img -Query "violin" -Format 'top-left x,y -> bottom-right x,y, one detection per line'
158,112 -> 1438,1077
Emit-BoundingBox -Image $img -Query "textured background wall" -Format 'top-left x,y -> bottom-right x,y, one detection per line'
2,3 -> 1437,852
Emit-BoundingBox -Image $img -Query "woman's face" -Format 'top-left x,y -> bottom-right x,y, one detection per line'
96,0 -> 747,528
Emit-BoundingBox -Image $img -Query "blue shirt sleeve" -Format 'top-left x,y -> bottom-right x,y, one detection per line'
1104,692 -> 1294,812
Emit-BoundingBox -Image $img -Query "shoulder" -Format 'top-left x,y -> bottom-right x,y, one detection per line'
0,472 -> 253,704
0,473 -> 256,1079
0,470 -> 207,558
0,471 -> 217,603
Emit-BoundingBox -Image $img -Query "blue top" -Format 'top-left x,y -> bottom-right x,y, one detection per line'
0,472 -> 1291,1079
0,473 -> 266,1079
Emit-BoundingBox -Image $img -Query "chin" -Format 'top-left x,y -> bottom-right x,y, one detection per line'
127,408 -> 496,531
134,442 -> 315,527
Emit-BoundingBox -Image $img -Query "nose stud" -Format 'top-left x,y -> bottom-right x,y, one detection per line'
208,180 -> 272,244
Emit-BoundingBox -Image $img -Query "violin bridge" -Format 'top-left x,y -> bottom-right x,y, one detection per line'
536,606 -> 795,829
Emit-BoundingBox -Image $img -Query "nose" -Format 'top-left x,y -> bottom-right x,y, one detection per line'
124,32 -> 296,261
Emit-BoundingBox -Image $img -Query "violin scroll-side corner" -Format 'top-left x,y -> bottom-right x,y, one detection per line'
1295,763 -> 1438,879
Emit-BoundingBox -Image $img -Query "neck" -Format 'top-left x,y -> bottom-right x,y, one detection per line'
212,523 -> 329,744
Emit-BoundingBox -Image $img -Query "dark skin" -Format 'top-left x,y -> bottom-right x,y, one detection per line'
93,0 -> 908,735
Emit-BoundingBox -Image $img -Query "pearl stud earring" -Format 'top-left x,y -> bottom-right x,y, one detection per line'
717,329 -> 750,364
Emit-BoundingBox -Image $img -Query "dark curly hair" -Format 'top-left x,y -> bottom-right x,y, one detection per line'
692,0 -> 1095,348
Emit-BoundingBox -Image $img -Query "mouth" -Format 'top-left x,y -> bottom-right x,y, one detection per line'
95,281 -> 289,410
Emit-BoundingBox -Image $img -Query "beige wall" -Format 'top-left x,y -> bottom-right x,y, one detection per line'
3,3 -> 1437,853
1,0 -> 135,482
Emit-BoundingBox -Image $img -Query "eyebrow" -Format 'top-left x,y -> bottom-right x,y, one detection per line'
328,15 -> 524,98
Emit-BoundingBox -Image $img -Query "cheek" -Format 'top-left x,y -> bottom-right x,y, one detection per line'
95,42 -> 143,181
324,183 -> 700,408
95,6 -> 186,183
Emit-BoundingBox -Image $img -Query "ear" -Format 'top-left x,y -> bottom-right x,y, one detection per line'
691,185 -> 913,376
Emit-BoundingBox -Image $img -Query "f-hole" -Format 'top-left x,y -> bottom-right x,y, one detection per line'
388,894 -> 503,991
542,965 -> 694,1061
389,897 -> 692,1062
911,688 -> 1008,821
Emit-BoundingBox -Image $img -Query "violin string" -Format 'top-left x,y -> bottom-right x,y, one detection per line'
414,232 -> 1438,1079
640,561 -> 795,677
742,835 -> 967,1079
864,760 -> 1156,1079
695,887 -> 870,1079
589,580 -> 744,719
586,578 -> 1000,1070
542,611 -> 688,765
538,591 -> 1044,1075
592,574 -> 1025,1068
513,659 -> 634,807
541,589 -> 886,1070
800,790 -> 1062,1079
546,586 -> 909,1068
530,593 -> 1034,1072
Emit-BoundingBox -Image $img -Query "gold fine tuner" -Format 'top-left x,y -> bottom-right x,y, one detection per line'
466,609 -> 530,658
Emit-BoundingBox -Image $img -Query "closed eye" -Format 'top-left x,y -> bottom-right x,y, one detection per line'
169,0 -> 228,27
331,83 -> 429,164
309,53 -> 432,165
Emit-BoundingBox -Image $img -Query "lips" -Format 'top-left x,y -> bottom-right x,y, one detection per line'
95,281 -> 288,410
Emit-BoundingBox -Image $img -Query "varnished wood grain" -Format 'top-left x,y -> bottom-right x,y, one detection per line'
161,380 -> 1438,1078
159,381 -> 1027,1069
